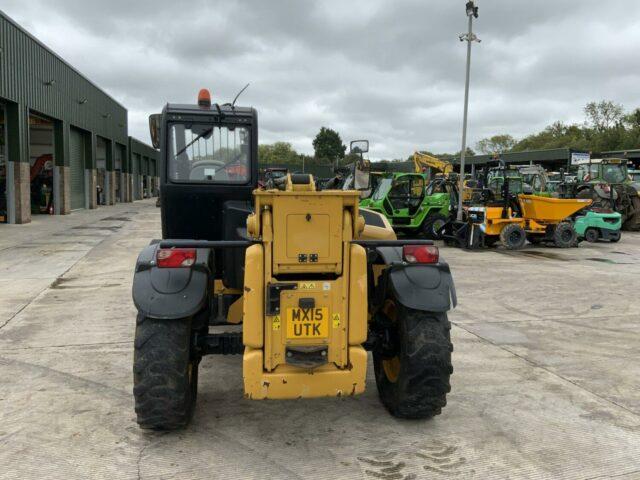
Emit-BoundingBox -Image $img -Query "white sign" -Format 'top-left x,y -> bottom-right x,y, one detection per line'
570,152 -> 590,165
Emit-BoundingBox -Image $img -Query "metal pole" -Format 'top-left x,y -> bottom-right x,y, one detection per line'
457,13 -> 474,221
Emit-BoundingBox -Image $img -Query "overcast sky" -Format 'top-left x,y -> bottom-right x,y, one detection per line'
4,0 -> 640,159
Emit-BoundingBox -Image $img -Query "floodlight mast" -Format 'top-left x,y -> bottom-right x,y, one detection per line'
457,1 -> 480,221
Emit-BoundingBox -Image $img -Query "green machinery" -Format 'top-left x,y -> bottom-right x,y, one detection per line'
360,173 -> 457,238
572,158 -> 640,231
487,164 -> 624,244
574,210 -> 622,243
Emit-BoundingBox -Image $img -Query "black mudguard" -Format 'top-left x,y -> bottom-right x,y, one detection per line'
375,247 -> 457,312
132,243 -> 213,320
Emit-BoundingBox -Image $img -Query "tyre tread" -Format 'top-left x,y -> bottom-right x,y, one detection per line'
374,307 -> 453,419
133,313 -> 197,430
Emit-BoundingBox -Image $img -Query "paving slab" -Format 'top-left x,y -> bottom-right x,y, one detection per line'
1,200 -> 639,479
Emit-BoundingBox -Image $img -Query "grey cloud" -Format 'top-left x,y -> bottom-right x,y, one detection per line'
3,0 -> 640,160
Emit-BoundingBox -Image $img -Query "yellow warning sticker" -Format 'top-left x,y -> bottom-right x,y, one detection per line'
272,315 -> 281,331
299,282 -> 316,290
332,313 -> 341,328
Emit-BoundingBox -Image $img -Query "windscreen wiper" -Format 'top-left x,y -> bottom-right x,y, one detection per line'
175,128 -> 213,157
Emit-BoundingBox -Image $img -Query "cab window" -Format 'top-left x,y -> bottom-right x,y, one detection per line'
168,123 -> 250,183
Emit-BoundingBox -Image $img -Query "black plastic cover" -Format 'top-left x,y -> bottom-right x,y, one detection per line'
375,246 -> 457,312
132,243 -> 213,319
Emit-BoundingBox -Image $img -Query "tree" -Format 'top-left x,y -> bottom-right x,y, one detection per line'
513,121 -> 588,152
476,134 -> 516,155
312,127 -> 346,166
258,142 -> 300,165
584,100 -> 624,132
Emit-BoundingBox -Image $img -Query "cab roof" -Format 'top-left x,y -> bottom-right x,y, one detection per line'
165,103 -> 254,116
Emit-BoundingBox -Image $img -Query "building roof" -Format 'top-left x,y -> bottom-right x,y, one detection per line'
0,10 -> 125,110
450,148 -> 588,165
601,149 -> 640,159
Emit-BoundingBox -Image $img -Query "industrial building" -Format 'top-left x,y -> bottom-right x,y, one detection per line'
373,147 -> 640,175
0,11 -> 158,224
451,148 -> 640,171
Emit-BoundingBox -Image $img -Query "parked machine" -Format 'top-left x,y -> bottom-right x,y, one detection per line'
360,171 -> 458,238
572,158 -> 640,231
445,165 -> 591,249
131,89 -> 457,429
259,167 -> 288,189
517,164 -> 553,196
574,210 -> 622,243
413,151 -> 454,176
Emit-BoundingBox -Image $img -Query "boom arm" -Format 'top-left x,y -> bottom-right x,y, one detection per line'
413,152 -> 453,175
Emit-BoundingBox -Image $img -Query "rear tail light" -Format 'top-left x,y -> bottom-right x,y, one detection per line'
402,245 -> 439,264
156,248 -> 196,268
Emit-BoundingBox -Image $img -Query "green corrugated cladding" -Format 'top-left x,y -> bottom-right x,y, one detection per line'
128,137 -> 158,175
0,11 -> 128,165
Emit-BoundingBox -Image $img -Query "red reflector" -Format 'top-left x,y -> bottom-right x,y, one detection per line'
156,248 -> 196,268
402,245 -> 439,264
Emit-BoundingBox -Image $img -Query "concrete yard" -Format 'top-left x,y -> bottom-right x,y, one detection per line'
1,199 -> 639,480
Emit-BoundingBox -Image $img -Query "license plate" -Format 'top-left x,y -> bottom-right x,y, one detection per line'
286,307 -> 329,338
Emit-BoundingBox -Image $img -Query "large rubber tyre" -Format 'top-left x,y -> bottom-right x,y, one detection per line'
373,301 -> 453,419
553,221 -> 577,248
422,213 -> 448,240
500,223 -> 526,250
133,314 -> 199,430
622,196 -> 640,231
584,228 -> 600,243
609,231 -> 621,243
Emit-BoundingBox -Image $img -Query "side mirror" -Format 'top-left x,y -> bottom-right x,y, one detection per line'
354,159 -> 371,191
350,140 -> 369,155
149,114 -> 161,149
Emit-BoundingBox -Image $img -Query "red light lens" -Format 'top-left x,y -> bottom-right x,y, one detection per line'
156,248 -> 196,268
403,245 -> 439,264
198,88 -> 211,107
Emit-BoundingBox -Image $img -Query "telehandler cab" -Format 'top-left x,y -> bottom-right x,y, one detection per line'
132,89 -> 457,429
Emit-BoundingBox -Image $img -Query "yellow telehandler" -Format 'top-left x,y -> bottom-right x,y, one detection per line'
131,90 -> 457,429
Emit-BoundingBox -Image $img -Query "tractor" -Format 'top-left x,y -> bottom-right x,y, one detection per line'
131,89 -> 456,429
571,158 -> 640,231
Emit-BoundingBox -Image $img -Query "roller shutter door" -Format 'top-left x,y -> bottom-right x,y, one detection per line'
115,144 -> 124,202
69,128 -> 85,210
132,153 -> 140,199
